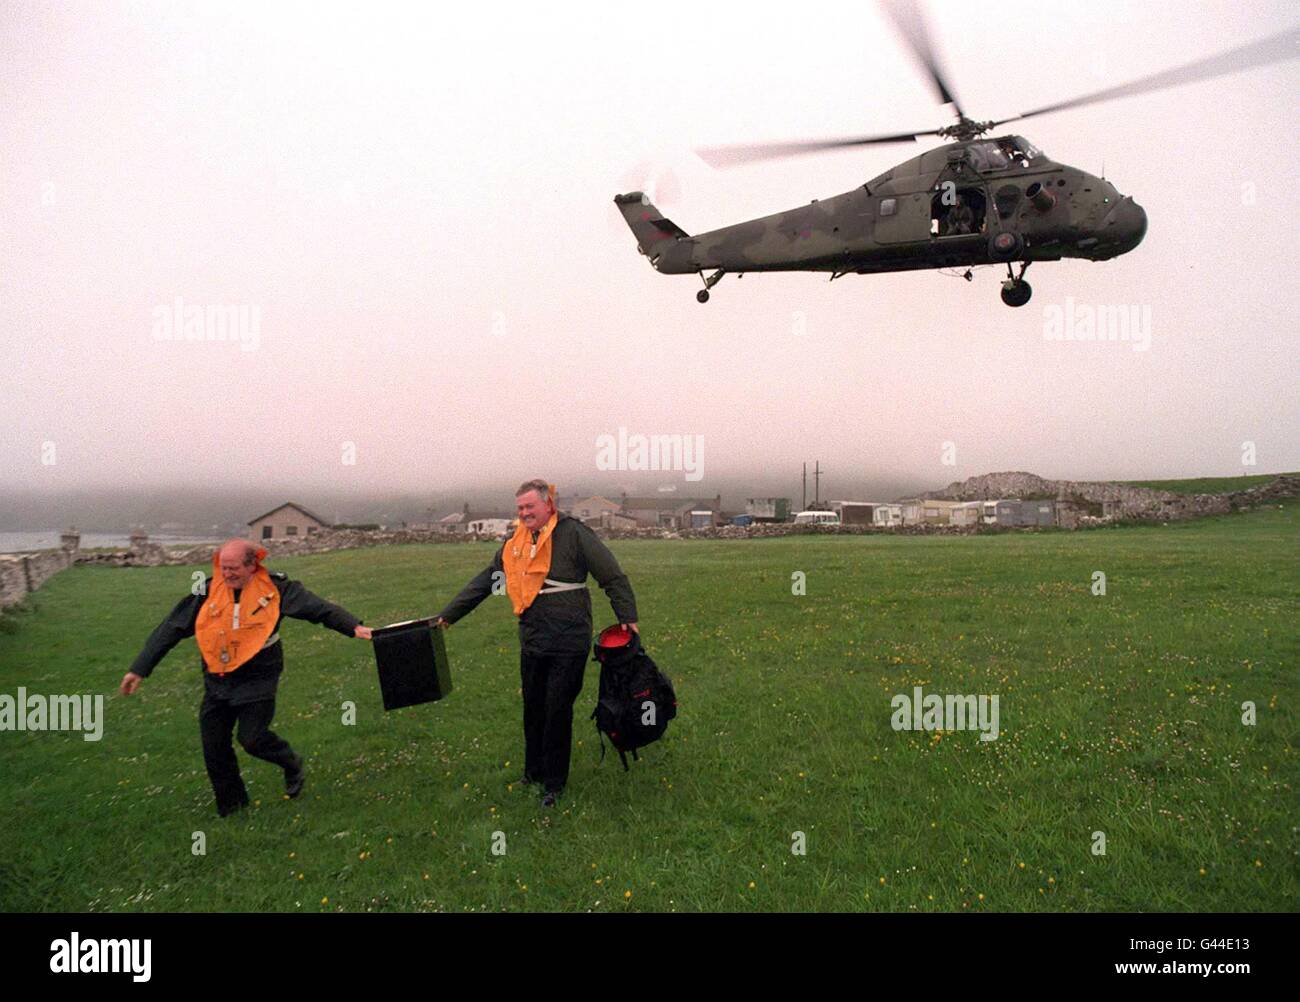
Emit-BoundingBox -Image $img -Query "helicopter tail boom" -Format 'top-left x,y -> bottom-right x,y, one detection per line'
614,192 -> 694,271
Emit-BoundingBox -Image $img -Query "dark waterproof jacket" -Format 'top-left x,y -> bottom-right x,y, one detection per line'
436,514 -> 637,655
129,572 -> 362,705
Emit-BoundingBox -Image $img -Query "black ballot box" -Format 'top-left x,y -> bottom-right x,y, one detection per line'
371,618 -> 453,710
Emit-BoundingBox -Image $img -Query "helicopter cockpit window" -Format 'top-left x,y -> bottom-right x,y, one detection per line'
1009,136 -> 1042,160
967,143 -> 1009,172
968,138 -> 1043,172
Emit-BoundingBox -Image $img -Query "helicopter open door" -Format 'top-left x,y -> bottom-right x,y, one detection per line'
931,186 -> 987,238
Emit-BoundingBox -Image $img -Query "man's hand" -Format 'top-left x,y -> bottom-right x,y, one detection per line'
119,672 -> 143,696
353,625 -> 373,640
622,622 -> 639,634
433,617 -> 450,630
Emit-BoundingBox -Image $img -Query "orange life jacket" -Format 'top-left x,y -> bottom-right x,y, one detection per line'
194,549 -> 281,674
503,510 -> 558,616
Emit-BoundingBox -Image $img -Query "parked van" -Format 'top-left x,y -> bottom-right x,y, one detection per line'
793,510 -> 841,525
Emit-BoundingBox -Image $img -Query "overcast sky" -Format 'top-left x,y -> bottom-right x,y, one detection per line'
2,0 -> 1296,509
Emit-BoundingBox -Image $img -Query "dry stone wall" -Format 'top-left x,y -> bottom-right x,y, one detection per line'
0,549 -> 75,609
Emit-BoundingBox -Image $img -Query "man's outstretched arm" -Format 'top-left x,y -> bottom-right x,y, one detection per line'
121,591 -> 205,694
434,547 -> 505,627
277,577 -> 370,638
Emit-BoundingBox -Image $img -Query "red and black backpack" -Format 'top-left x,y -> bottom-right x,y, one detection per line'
590,625 -> 678,770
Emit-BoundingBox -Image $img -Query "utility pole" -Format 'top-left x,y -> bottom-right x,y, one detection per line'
813,460 -> 822,507
802,462 -> 807,510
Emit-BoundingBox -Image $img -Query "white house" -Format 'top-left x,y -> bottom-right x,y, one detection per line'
466,518 -> 512,536
873,504 -> 904,527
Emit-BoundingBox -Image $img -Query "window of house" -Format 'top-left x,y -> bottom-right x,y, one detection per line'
286,525 -> 298,536
261,525 -> 273,539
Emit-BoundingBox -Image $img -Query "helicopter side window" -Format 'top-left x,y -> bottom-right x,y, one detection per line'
879,198 -> 897,217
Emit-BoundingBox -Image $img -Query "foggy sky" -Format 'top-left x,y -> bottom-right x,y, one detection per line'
2,0 -> 1297,515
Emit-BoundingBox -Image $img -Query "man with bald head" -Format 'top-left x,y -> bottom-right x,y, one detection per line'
121,538 -> 372,817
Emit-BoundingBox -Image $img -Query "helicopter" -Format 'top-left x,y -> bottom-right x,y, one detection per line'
615,3 -> 1295,307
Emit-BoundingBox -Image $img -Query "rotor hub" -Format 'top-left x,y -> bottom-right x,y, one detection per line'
936,116 -> 997,142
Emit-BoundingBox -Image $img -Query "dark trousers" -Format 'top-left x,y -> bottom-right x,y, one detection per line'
520,651 -> 587,793
198,692 -> 298,815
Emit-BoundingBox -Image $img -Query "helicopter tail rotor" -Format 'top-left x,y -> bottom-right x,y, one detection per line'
614,192 -> 693,267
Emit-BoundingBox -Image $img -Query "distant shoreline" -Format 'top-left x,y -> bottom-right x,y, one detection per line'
0,532 -> 222,554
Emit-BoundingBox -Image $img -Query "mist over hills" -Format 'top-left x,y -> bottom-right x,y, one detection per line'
0,471 -> 922,533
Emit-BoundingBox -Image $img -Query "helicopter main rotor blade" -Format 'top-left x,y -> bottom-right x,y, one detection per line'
879,0 -> 965,119
697,129 -> 940,168
993,26 -> 1297,127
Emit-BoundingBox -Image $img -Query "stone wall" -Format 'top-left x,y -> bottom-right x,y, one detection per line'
58,521 -> 999,568
71,526 -> 504,568
0,549 -> 75,610
599,522 -> 1004,541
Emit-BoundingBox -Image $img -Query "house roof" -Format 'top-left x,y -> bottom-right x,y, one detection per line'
620,496 -> 717,512
440,510 -> 510,523
247,502 -> 331,527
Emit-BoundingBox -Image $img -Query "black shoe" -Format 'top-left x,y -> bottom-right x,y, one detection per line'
218,799 -> 249,818
285,755 -> 305,798
517,774 -> 537,786
541,790 -> 560,808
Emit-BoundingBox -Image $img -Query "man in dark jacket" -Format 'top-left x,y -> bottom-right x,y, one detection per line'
120,538 -> 372,816
435,479 -> 638,807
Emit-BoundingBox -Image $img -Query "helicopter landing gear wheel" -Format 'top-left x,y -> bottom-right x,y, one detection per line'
1000,280 -> 1032,307
1000,260 -> 1032,306
696,268 -> 726,304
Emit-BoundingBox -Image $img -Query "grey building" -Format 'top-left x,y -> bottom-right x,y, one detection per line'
982,499 -> 1056,526
745,497 -> 791,522
621,494 -> 722,529
248,502 -> 330,541
1015,500 -> 1058,526
829,501 -> 881,525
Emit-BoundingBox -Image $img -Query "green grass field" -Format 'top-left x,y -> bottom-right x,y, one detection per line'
1120,472 -> 1297,495
1,499 -> 1296,912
